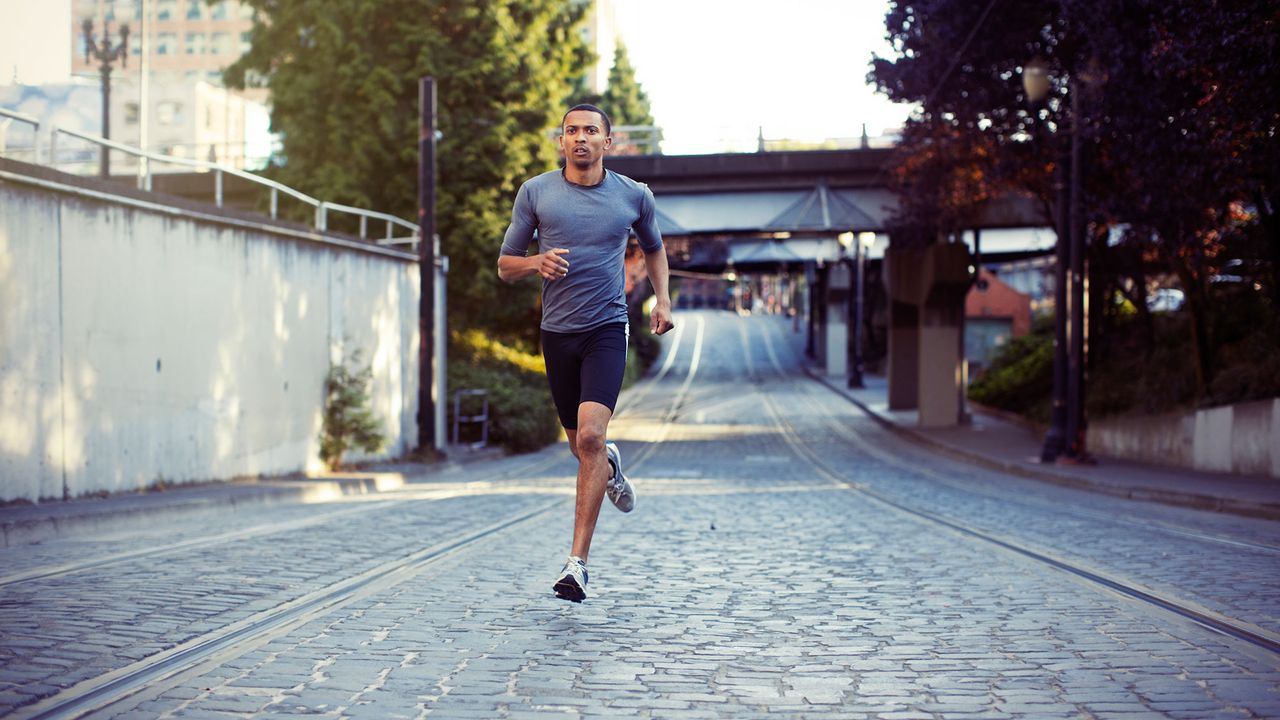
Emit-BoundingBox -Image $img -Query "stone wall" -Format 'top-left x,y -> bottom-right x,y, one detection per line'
0,163 -> 420,502
1088,398 -> 1280,479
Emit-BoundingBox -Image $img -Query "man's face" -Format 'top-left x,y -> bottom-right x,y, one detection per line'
560,110 -> 611,169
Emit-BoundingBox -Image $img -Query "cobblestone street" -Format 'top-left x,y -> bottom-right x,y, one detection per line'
2,311 -> 1278,718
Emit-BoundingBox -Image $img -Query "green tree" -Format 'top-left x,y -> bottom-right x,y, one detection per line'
571,42 -> 656,152
225,0 -> 590,344
601,43 -> 654,127
870,0 -> 1280,402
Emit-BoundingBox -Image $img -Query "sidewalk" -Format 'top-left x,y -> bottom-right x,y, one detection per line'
0,446 -> 507,548
809,370 -> 1280,521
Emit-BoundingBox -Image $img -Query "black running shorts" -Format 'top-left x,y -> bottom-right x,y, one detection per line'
540,322 -> 628,430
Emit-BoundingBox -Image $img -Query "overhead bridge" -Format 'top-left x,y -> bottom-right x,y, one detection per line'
606,148 -> 1046,272
606,148 -> 1051,429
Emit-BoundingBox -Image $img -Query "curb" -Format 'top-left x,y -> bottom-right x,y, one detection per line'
0,446 -> 512,549
805,369 -> 1280,522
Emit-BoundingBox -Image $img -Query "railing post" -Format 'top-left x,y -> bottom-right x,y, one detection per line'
386,221 -> 393,242
215,168 -> 224,207
359,214 -> 367,239
270,187 -> 278,218
48,126 -> 58,168
316,202 -> 327,231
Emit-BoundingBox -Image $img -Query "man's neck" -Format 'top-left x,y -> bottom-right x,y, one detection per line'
563,163 -> 605,187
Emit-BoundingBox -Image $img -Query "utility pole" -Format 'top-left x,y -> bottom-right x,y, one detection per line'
417,76 -> 439,456
82,18 -> 129,178
1064,79 -> 1089,460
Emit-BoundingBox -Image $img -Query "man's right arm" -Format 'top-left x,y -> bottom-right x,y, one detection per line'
498,182 -> 571,283
498,250 -> 570,283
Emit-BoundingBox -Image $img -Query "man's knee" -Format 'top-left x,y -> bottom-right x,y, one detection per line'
574,425 -> 607,455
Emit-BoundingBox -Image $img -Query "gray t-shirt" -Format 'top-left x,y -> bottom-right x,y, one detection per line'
500,169 -> 664,333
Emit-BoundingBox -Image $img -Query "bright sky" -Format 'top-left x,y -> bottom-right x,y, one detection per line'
0,0 -> 916,155
613,0 -> 917,154
0,0 -> 71,85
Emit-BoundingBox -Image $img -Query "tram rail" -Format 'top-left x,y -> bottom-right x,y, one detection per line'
743,314 -> 1280,657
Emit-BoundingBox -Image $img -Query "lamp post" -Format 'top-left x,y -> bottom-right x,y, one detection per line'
847,231 -> 876,388
1023,57 -> 1071,462
839,232 -> 856,385
82,18 -> 129,178
1024,55 -> 1090,462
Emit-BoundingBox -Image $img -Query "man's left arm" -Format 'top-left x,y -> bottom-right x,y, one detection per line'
644,247 -> 674,336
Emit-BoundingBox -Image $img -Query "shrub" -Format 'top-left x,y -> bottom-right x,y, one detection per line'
320,349 -> 386,470
449,330 -> 560,453
624,319 -> 663,388
968,327 -> 1054,422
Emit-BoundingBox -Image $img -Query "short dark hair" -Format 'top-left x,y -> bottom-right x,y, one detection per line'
562,103 -> 611,136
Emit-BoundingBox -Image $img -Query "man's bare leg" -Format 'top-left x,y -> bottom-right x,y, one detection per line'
563,401 -> 613,563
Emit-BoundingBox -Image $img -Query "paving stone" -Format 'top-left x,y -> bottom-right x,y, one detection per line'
2,314 -> 1279,718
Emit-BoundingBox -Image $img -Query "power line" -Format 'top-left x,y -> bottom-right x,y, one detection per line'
920,0 -> 1001,112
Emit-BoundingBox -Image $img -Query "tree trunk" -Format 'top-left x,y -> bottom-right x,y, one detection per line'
1255,185 -> 1280,307
1087,225 -> 1109,371
1172,257 -> 1213,397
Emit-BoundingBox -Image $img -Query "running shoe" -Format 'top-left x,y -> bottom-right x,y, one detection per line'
553,555 -> 588,602
604,441 -> 635,513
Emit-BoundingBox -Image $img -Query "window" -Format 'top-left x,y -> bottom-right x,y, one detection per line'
210,1 -> 228,20
186,0 -> 202,20
155,32 -> 176,55
185,32 -> 204,54
125,102 -> 140,124
240,31 -> 251,53
156,0 -> 176,20
157,101 -> 182,126
210,32 -> 231,55
238,2 -> 254,20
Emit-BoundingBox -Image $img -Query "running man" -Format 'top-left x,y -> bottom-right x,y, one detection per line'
497,103 -> 674,603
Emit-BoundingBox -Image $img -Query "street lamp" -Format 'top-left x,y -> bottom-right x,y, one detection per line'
1023,56 -> 1070,462
845,231 -> 876,388
1024,55 -> 1089,463
82,18 -> 130,178
1023,57 -> 1051,103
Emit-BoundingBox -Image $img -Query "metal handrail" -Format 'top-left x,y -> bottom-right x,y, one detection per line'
318,200 -> 420,247
0,107 -> 42,162
46,125 -> 419,246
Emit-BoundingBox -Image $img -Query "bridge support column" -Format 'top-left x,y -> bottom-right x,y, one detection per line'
887,300 -> 919,410
885,243 -> 972,427
918,302 -> 964,428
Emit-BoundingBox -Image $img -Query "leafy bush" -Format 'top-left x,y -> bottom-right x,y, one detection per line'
446,306 -> 670,455
967,326 -> 1054,422
624,318 -> 663,388
449,330 -> 560,453
320,349 -> 386,470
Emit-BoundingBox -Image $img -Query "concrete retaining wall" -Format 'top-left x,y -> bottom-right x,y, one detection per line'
1088,398 -> 1280,479
0,169 -> 419,502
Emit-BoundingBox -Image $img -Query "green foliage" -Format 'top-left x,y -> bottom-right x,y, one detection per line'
623,319 -> 663,388
320,349 -> 386,470
601,43 -> 654,128
225,0 -> 591,344
448,330 -> 560,453
874,0 -> 1280,402
967,323 -> 1055,422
